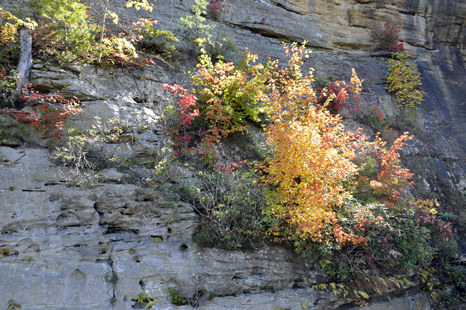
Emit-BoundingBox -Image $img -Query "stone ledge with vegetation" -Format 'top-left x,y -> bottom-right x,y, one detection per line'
0,0 -> 465,310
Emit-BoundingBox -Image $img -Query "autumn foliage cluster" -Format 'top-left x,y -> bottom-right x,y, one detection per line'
386,52 -> 424,109
5,90 -> 82,139
163,45 -> 270,163
260,44 -> 450,268
0,0 -> 448,279
372,20 -> 405,53
163,42 -> 450,273
262,44 -> 363,242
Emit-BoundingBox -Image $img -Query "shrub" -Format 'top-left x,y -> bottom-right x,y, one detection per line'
315,80 -> 350,112
315,72 -> 364,114
363,105 -> 398,144
50,117 -> 134,186
205,33 -> 238,61
0,9 -> 37,107
209,0 -> 223,16
352,133 -> 414,207
372,20 -> 405,52
292,198 -> 446,274
0,114 -> 29,143
0,9 -> 36,62
177,0 -> 215,49
29,0 -> 100,63
1,88 -> 82,139
260,43 -> 451,275
29,0 -> 154,64
192,47 -> 271,133
180,169 -> 268,249
386,51 -> 424,108
449,265 -> 466,288
177,0 -> 237,59
167,287 -> 187,305
135,21 -> 179,61
163,47 -> 271,161
262,43 -> 364,242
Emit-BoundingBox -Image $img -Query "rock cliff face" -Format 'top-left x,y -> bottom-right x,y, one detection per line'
0,0 -> 465,309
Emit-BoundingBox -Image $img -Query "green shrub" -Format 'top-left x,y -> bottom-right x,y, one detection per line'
440,294 -> 460,310
29,0 -> 100,63
137,26 -> 179,60
167,287 -> 187,305
0,115 -> 28,143
325,262 -> 350,281
28,0 -> 154,64
205,32 -> 239,61
449,265 -> 466,288
163,48 -> 272,161
292,200 -> 436,273
180,170 -> 268,249
313,76 -> 330,89
50,117 -> 134,186
192,46 -> 271,129
176,0 -> 215,50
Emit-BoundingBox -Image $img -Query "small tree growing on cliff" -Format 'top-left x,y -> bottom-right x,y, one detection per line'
28,0 -> 155,63
372,20 -> 404,52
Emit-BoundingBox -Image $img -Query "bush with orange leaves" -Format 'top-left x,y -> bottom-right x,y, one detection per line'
262,43 -> 451,272
263,42 -> 365,244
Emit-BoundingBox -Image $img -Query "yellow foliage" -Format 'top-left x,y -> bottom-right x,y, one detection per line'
263,42 -> 364,242
359,291 -> 369,299
386,52 -> 424,108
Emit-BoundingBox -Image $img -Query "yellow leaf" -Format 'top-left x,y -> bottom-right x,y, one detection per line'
359,291 -> 369,299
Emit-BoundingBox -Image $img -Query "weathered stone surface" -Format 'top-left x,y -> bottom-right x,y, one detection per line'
1,0 -> 466,308
0,262 -> 113,310
0,143 -> 338,309
351,294 -> 431,310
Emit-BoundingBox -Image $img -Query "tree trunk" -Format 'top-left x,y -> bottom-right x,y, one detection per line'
17,30 -> 32,90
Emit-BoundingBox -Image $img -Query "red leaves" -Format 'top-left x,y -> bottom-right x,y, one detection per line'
372,20 -> 405,53
355,132 -> 414,207
2,87 -> 82,139
414,199 -> 452,240
316,80 -> 350,112
145,58 -> 156,66
209,0 -> 223,15
162,84 -> 187,96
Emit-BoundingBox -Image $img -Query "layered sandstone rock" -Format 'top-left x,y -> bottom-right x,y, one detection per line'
1,0 -> 465,309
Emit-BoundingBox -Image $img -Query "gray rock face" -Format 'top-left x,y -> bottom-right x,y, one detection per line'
1,0 -> 465,308
349,294 -> 431,310
0,144 -> 342,310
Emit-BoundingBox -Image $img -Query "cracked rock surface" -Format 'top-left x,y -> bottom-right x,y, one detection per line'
1,0 -> 465,309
